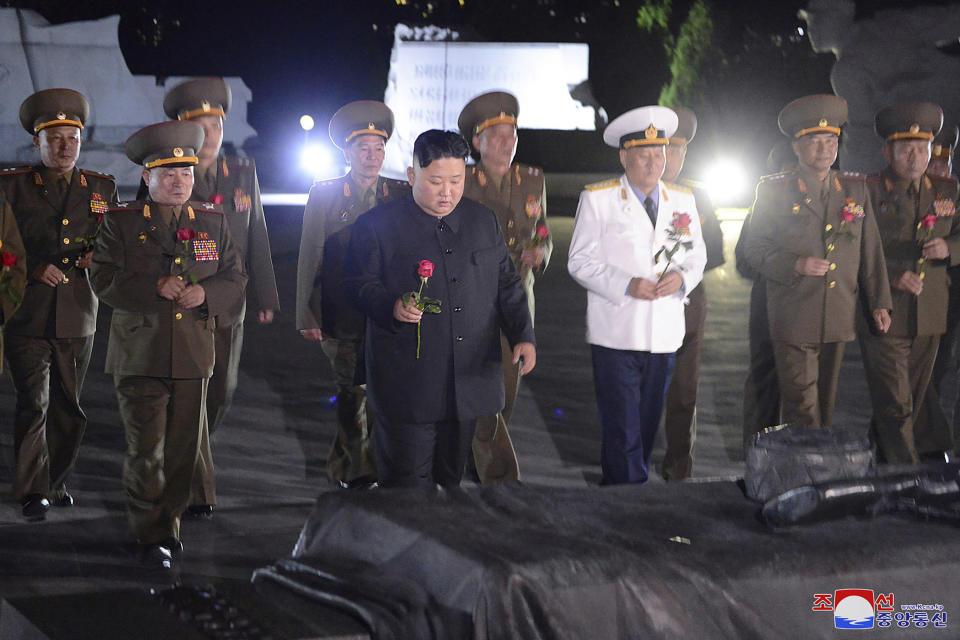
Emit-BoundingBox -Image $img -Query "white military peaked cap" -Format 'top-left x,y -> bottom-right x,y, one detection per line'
603,106 -> 678,149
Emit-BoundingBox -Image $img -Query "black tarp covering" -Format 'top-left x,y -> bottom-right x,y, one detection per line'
253,481 -> 960,639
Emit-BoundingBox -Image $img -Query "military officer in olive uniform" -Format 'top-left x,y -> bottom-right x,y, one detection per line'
160,77 -> 280,517
858,104 -> 960,464
457,91 -> 551,484
296,101 -> 410,488
2,89 -> 118,521
915,123 -> 959,461
0,194 -> 27,371
659,107 -> 724,480
744,94 -> 892,428
736,142 -> 795,445
90,121 -> 245,569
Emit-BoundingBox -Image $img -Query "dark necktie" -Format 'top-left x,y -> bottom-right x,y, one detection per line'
643,195 -> 657,225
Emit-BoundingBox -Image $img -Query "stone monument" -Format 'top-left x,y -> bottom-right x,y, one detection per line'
0,9 -> 255,192
800,0 -> 960,173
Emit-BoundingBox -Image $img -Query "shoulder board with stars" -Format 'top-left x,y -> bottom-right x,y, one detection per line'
108,202 -> 144,213
759,170 -> 793,183
311,175 -> 347,192
585,178 -> 619,192
837,171 -> 866,182
190,201 -> 224,215
515,162 -> 543,177
663,181 -> 693,194
927,172 -> 959,185
0,166 -> 33,176
864,174 -> 882,183
79,168 -> 116,182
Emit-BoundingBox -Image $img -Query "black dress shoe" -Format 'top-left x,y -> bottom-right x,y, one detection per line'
338,476 -> 378,490
51,491 -> 74,507
140,543 -> 174,571
22,494 -> 50,521
160,537 -> 183,559
184,504 -> 214,520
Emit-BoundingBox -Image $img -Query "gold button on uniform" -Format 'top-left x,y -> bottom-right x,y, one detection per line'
63,238 -> 70,245
62,218 -> 69,226
174,257 -> 182,264
829,263 -> 837,270
825,224 -> 833,232
827,243 -> 835,252
177,275 -> 184,281
508,237 -> 516,246
61,257 -> 70,264
62,277 -> 69,284
507,220 -> 514,229
175,312 -> 183,320
828,281 -> 836,288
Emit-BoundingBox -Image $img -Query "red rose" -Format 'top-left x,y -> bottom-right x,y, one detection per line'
922,214 -> 937,229
535,224 -> 549,239
417,260 -> 434,278
176,228 -> 196,242
211,194 -> 224,205
840,209 -> 855,223
675,213 -> 692,229
0,251 -> 17,267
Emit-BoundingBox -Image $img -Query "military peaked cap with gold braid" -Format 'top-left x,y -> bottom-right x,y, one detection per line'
932,124 -> 959,160
328,101 -> 394,150
778,94 -> 847,139
19,88 -> 89,135
457,91 -> 519,140
125,121 -> 204,168
163,77 -> 232,121
669,106 -> 697,146
875,103 -> 943,142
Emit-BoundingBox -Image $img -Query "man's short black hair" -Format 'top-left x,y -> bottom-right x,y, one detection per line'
412,129 -> 470,169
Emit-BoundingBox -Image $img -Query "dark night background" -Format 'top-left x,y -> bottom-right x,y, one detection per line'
5,0 -> 960,194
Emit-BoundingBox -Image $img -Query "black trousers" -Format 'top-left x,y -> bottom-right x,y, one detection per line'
373,414 -> 475,488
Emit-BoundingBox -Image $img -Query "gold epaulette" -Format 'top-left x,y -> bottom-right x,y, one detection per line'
664,181 -> 693,194
79,168 -> 116,181
679,177 -> 705,190
584,178 -> 619,191
759,170 -> 792,183
837,170 -> 866,182
0,166 -> 33,176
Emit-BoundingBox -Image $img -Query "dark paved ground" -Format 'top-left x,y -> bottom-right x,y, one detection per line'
0,204 -> 949,634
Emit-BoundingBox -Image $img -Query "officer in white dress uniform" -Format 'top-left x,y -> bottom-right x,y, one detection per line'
568,105 -> 707,484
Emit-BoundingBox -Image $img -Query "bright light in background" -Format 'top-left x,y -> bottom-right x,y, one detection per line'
299,114 -> 315,131
301,144 -> 336,178
704,158 -> 748,205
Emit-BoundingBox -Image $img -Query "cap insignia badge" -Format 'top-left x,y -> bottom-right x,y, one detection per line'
368,123 -> 375,130
644,124 -> 658,140
173,147 -> 184,157
56,112 -> 66,120
910,124 -> 920,134
201,100 -> 211,112
819,118 -> 828,128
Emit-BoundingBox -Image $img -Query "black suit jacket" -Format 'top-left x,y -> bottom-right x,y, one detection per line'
344,195 -> 534,423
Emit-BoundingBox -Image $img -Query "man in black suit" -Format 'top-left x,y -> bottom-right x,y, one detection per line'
344,129 -> 536,488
